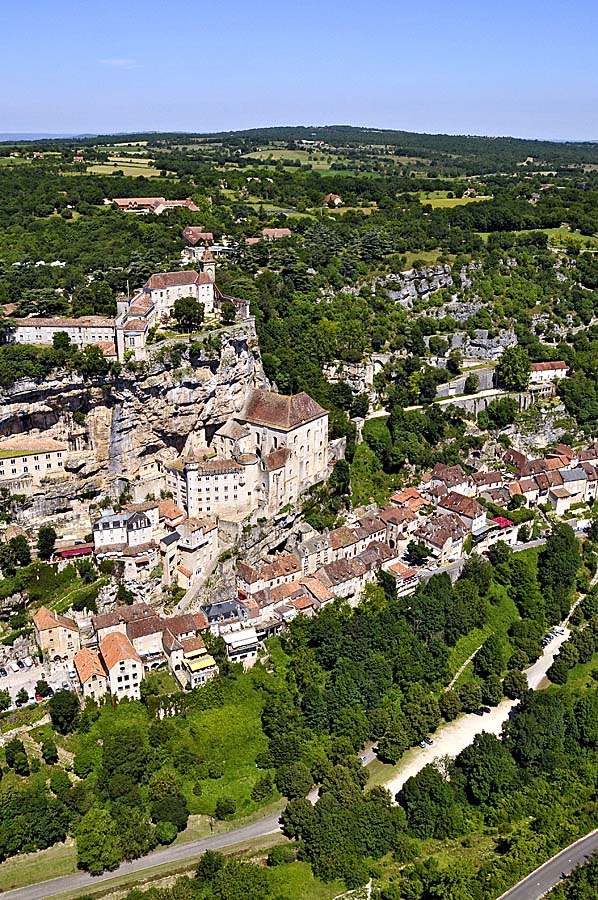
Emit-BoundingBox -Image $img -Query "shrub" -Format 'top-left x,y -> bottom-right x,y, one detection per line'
215,797 -> 236,819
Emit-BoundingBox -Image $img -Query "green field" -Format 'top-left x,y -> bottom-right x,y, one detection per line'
477,225 -> 598,248
422,195 -> 491,208
243,148 -> 335,171
88,156 -> 164,177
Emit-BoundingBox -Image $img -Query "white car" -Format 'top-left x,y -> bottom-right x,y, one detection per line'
23,656 -> 34,668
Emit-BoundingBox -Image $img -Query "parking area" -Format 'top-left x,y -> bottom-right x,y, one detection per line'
0,659 -> 75,709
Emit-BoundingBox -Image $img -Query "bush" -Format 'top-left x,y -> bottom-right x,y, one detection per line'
215,797 -> 236,819
251,772 -> 274,802
155,820 -> 178,845
150,792 -> 189,832
267,843 -> 297,866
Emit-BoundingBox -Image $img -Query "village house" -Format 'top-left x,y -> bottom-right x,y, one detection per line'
33,607 -> 80,662
73,648 -> 108,701
0,437 -> 68,486
387,561 -> 420,596
222,627 -> 259,668
92,508 -> 158,573
437,491 -> 487,533
160,516 -> 218,590
6,316 -> 115,351
423,463 -> 471,497
529,361 -> 569,385
413,514 -> 466,563
323,193 -> 343,207
99,632 -> 143,701
262,227 -> 292,240
92,603 -> 157,645
317,556 -> 370,603
389,487 -> 427,513
109,197 -> 199,215
165,634 -> 218,689
378,506 -> 418,548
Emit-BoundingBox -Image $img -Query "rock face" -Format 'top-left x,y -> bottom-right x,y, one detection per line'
0,320 -> 268,487
106,324 -> 268,475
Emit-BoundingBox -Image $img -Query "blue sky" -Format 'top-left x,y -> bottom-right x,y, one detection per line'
1,0 -> 597,140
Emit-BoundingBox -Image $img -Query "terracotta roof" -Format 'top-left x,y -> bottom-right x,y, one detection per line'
271,581 -> 304,603
158,499 -> 185,521
123,317 -> 148,333
74,648 -> 105,684
263,447 -> 292,471
531,360 -> 568,371
357,515 -> 385,537
262,228 -> 292,239
215,420 -> 249,441
438,491 -> 485,520
194,611 -> 208,631
177,564 -> 192,579
181,635 -> 206,653
329,525 -> 358,550
183,227 -> 214,246
388,561 -> 418,579
92,602 -> 155,632
124,500 -> 159,514
238,560 -> 260,584
33,607 -> 78,633
95,341 -> 117,357
100,632 -> 141,670
240,389 -> 327,431
430,463 -> 468,488
145,270 -> 212,290
260,553 -> 301,583
112,197 -> 164,208
378,506 -> 416,526
126,616 -> 163,641
162,613 -> 198,637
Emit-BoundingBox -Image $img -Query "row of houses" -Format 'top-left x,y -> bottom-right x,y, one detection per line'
33,603 -> 218,700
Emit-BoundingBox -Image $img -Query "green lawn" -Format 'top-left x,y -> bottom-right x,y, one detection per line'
477,226 -> 598,249
350,442 -> 397,508
448,583 -> 519,682
267,860 -> 344,899
0,840 -> 77,893
180,675 -> 277,819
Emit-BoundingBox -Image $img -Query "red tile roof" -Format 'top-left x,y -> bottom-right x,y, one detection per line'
74,648 -> 105,684
145,270 -> 212,290
240,389 -> 327,430
100,632 -> 141,670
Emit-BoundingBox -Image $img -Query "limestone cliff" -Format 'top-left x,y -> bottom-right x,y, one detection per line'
0,320 -> 268,488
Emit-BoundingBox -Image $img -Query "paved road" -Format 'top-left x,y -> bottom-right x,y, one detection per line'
1,812 -> 283,900
497,828 -> 598,900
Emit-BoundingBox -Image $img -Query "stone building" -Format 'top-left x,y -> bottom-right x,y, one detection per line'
33,607 -> 80,662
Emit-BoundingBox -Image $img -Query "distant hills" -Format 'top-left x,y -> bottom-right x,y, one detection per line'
2,125 -> 598,173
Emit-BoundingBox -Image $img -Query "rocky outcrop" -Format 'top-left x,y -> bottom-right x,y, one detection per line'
0,319 -> 268,488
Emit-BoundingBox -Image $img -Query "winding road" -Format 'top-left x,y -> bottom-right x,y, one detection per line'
496,829 -> 598,900
0,603 -> 586,900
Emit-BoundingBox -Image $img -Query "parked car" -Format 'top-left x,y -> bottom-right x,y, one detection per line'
61,680 -> 70,690
23,657 -> 34,668
9,662 -> 19,673
424,737 -> 434,745
67,668 -> 76,679
47,687 -> 54,697
418,740 -> 427,748
35,693 -> 43,702
16,659 -> 25,670
554,627 -> 565,635
0,668 -> 7,678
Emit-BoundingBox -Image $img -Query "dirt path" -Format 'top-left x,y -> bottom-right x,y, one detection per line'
382,625 -> 570,799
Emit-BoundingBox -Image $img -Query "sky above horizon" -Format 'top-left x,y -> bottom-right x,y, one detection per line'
2,0 -> 597,141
